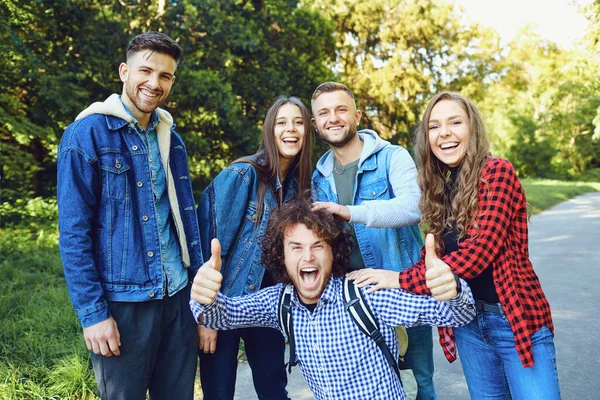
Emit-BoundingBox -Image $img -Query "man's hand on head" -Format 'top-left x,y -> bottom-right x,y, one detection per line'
191,238 -> 223,305
311,201 -> 351,222
424,234 -> 458,301
83,317 -> 121,357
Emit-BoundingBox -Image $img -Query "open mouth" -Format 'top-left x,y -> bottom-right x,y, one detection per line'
327,126 -> 344,132
140,88 -> 160,99
299,267 -> 319,289
440,142 -> 459,151
282,137 -> 299,145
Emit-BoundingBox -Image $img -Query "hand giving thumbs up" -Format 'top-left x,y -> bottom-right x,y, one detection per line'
425,234 -> 458,301
192,239 -> 223,305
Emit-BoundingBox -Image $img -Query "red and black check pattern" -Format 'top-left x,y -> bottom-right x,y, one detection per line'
399,157 -> 554,368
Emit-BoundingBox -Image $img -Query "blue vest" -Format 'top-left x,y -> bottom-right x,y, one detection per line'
312,146 -> 423,272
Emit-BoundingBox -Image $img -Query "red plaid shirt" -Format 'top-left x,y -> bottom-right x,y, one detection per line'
399,157 -> 554,368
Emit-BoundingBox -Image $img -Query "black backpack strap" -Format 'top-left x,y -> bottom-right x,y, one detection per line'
343,277 -> 402,381
277,284 -> 297,373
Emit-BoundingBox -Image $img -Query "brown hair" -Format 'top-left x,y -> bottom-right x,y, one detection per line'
261,199 -> 352,284
414,92 -> 489,244
234,96 -> 313,223
311,81 -> 355,103
126,31 -> 182,64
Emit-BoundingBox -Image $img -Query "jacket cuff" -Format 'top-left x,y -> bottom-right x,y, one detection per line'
77,301 -> 111,328
189,293 -> 220,324
446,279 -> 474,307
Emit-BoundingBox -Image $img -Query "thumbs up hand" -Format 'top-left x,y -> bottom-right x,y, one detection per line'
192,239 -> 223,305
424,234 -> 458,301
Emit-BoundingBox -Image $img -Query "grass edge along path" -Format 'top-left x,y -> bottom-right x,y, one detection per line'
0,179 -> 598,399
521,179 -> 600,215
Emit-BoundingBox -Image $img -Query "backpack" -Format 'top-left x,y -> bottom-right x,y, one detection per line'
277,277 -> 417,399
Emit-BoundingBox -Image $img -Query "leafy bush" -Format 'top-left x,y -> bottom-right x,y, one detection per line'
0,197 -> 58,230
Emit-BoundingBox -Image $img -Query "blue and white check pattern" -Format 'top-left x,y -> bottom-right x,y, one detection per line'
190,277 -> 475,400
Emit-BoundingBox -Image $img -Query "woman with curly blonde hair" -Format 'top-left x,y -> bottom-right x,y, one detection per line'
348,92 -> 561,399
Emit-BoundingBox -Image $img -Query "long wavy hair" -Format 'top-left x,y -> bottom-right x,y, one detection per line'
261,199 -> 352,284
414,92 -> 490,245
233,96 -> 313,223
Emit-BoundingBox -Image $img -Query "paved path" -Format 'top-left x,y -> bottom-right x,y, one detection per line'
231,192 -> 600,399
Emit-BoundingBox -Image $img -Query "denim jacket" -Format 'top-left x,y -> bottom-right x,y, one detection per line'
312,130 -> 423,272
198,155 -> 297,297
57,94 -> 203,328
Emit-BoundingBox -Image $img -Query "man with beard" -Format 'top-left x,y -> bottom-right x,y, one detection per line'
190,199 -> 475,400
310,82 -> 436,399
57,32 -> 202,399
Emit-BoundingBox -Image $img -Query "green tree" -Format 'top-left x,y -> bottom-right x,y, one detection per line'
304,0 -> 504,146
1,0 -> 335,203
163,0 -> 335,192
1,0 -> 129,203
480,28 -> 600,178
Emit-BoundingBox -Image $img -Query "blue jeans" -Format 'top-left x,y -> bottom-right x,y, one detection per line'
454,303 -> 561,399
405,325 -> 437,400
199,326 -> 289,400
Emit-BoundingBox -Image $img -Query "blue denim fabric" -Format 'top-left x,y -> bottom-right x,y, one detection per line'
198,327 -> 289,400
312,145 -> 422,273
123,106 -> 187,296
454,306 -> 561,399
57,107 -> 203,328
198,156 -> 297,297
405,325 -> 436,400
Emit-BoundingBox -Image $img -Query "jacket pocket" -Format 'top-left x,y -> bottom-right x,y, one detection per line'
358,178 -> 388,200
243,202 -> 261,228
99,155 -> 131,200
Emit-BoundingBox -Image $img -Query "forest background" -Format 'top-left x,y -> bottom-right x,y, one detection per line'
1,0 -> 600,398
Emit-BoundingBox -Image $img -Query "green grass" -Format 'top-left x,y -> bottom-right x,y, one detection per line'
0,179 -> 598,398
0,227 -> 97,400
521,179 -> 600,215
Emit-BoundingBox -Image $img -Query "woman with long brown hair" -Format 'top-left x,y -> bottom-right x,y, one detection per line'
197,96 -> 312,399
348,92 -> 561,399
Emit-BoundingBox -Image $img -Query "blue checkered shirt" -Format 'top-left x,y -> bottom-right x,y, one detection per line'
190,277 -> 475,400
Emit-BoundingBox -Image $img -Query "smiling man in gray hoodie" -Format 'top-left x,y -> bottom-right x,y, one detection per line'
57,32 -> 202,399
310,82 -> 435,400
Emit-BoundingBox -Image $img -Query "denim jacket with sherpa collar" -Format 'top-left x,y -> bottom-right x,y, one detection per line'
312,129 -> 423,273
198,155 -> 298,297
57,94 -> 203,328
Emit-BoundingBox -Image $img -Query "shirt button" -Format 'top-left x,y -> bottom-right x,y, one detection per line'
142,216 -> 149,222
319,366 -> 324,371
249,285 -> 256,290
132,145 -> 138,151
371,191 -> 376,196
137,181 -> 143,187
313,344 -> 318,350
148,291 -> 155,297
147,251 -> 154,258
